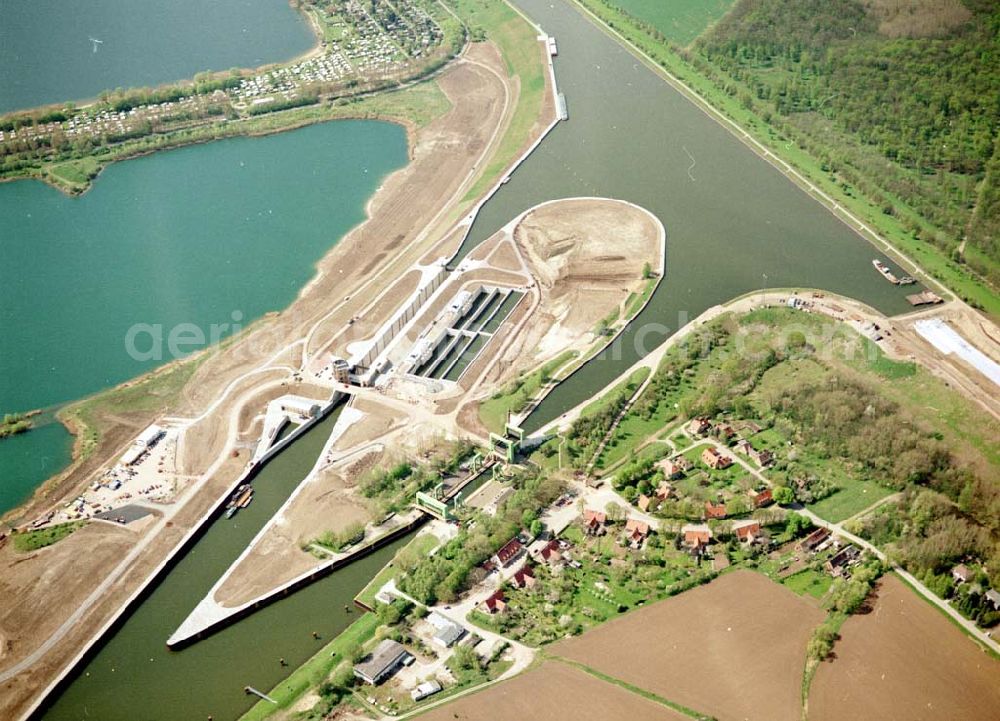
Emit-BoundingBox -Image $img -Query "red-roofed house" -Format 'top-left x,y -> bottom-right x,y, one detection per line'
493,538 -> 525,569
733,519 -> 762,543
714,423 -> 736,442
682,523 -> 712,549
583,510 -> 608,536
623,518 -> 650,548
637,494 -> 654,512
655,481 -> 674,500
701,447 -> 733,470
748,488 -> 773,508
704,501 -> 727,520
481,590 -> 507,615
536,539 -> 563,568
750,448 -> 775,467
512,565 -> 536,589
798,527 -> 830,553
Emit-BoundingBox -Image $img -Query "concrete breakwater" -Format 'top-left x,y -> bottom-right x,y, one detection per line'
165,512 -> 427,650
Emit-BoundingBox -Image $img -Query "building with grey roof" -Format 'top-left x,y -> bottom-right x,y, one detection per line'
353,639 -> 410,685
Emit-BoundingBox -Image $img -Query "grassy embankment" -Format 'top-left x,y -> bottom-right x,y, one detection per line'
570,0 -> 999,317
354,531 -> 441,607
38,78 -> 454,195
0,412 -> 35,439
615,0 -> 735,45
12,521 -> 86,552
453,0 -> 549,205
239,613 -> 379,721
479,349 -> 578,433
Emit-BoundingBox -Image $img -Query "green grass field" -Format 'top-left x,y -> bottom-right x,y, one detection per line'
47,157 -> 100,187
59,353 -> 206,463
454,0 -> 548,203
13,521 -> 85,552
479,350 -> 577,433
615,0 -> 736,45
807,479 -> 894,523
782,568 -> 833,600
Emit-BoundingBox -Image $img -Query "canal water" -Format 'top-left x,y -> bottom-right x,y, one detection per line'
40,407 -> 415,721
0,120 -> 408,515
456,0 -> 918,431
0,0 -> 314,114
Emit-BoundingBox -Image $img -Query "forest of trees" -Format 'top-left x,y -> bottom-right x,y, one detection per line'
695,0 -> 1000,284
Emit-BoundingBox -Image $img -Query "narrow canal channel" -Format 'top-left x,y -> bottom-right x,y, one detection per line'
41,407 -> 414,721
457,0 -> 919,431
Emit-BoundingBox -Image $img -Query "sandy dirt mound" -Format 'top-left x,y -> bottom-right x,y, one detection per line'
514,198 -> 661,355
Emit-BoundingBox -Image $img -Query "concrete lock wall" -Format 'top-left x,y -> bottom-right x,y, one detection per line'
358,266 -> 448,368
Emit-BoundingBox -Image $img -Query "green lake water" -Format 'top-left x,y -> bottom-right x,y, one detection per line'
0,0 -> 313,114
40,407 -> 416,721
457,0 -> 919,431
0,120 -> 408,515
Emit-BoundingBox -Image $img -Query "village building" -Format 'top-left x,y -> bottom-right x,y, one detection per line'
734,439 -> 753,456
750,448 -> 775,467
704,501 -> 727,520
534,539 -> 563,569
623,518 -> 650,548
637,494 -> 653,512
952,564 -> 975,584
687,417 -> 711,436
512,565 -> 537,590
481,589 -> 507,615
583,509 -> 608,536
411,680 -> 442,702
655,480 -> 674,500
732,519 -> 762,544
427,613 -> 467,649
798,527 -> 830,553
985,589 -> 1000,611
701,446 -> 733,470
682,523 -> 713,549
748,488 -> 773,508
825,545 -> 862,577
493,538 -> 525,569
713,423 -> 736,442
353,639 -> 411,685
656,457 -> 688,480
